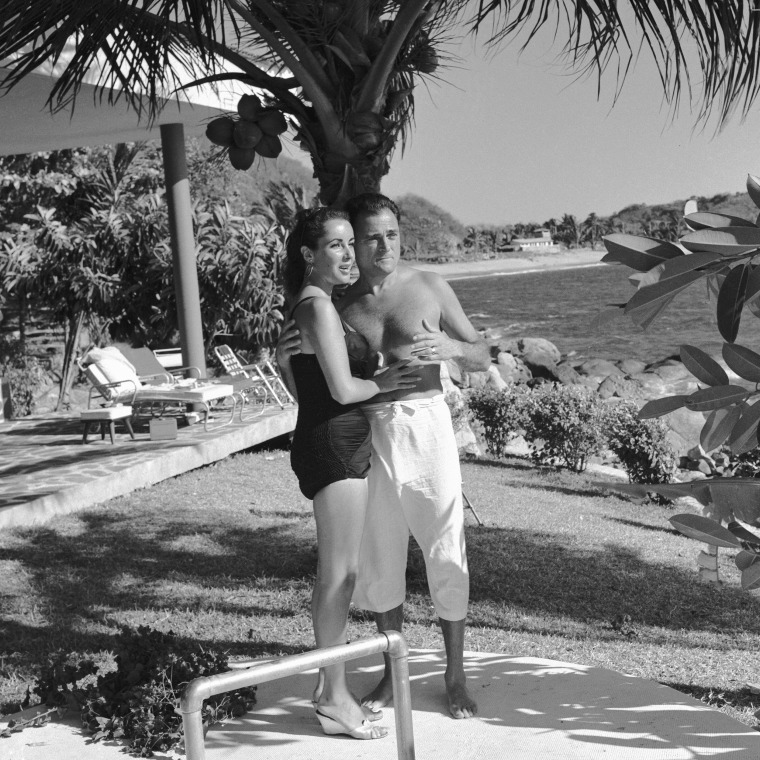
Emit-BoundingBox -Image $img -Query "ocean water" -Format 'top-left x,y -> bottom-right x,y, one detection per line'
450,263 -> 756,365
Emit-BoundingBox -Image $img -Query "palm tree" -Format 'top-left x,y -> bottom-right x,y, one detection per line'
2,2 -> 760,207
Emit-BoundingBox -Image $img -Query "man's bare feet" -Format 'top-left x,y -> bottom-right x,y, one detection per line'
361,671 -> 394,712
446,675 -> 477,719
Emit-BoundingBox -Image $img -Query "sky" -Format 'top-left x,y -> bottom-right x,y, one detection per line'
332,30 -> 760,227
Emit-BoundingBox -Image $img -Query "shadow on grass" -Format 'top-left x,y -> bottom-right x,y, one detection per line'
2,476 -> 760,676
606,516 -> 681,535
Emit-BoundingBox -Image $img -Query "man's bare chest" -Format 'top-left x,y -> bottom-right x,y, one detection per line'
340,293 -> 439,352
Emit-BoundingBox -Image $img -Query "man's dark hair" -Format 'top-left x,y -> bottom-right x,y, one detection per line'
345,193 -> 400,226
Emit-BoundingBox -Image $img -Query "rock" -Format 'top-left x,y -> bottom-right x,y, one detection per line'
445,359 -> 463,387
495,337 -> 561,364
495,352 -> 532,384
696,458 -> 714,475
686,443 -> 707,461
630,371 -> 669,398
617,358 -> 647,376
576,358 -> 623,382
466,370 -> 489,389
647,359 -> 692,384
486,364 -> 508,391
520,338 -> 562,364
554,362 -> 584,385
664,407 -> 708,459
597,374 -> 643,400
441,364 -> 483,458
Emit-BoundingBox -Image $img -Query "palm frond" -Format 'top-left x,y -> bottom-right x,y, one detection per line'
0,1 -> 233,120
471,0 -> 760,127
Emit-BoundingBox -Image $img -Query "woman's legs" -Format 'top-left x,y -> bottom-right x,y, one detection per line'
311,478 -> 376,730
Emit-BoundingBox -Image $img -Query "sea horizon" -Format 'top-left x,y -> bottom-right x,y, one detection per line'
449,264 -> 749,366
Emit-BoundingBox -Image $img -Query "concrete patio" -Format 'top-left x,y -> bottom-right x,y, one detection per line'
0,404 -> 297,528
2,650 -> 758,759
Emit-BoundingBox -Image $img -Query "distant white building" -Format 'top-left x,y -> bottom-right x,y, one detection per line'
510,228 -> 560,253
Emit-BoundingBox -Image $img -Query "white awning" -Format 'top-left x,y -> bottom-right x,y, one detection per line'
0,40 -> 244,155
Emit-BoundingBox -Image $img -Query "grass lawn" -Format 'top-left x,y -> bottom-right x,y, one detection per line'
1,449 -> 758,727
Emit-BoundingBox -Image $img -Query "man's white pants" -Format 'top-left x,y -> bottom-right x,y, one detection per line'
352,395 -> 469,621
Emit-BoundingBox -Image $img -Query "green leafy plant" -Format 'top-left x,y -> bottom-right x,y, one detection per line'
603,400 -> 677,489
33,626 -> 256,758
0,337 -> 48,417
601,176 -> 760,564
521,384 -> 607,472
465,386 -> 529,458
668,514 -> 760,590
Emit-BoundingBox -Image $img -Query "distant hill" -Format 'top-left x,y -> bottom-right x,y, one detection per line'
609,190 -> 758,232
395,193 -> 467,260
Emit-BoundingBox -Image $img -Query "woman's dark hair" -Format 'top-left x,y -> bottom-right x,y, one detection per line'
281,207 -> 350,299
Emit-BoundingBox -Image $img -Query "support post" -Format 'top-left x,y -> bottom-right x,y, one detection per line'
160,123 -> 207,379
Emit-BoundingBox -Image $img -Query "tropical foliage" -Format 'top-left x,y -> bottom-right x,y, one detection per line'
0,144 -> 294,411
600,173 -> 760,586
3,2 -> 760,206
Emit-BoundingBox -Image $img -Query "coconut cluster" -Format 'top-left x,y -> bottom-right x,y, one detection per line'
205,95 -> 288,170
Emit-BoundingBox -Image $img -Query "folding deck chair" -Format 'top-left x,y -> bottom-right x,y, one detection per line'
214,345 -> 295,409
79,347 -> 237,431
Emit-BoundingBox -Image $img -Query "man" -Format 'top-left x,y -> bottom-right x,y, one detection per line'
278,194 -> 490,719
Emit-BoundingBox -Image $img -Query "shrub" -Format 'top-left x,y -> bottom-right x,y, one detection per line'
522,384 -> 607,472
34,626 -> 257,758
465,386 -> 529,458
604,400 -> 677,486
0,338 -> 48,417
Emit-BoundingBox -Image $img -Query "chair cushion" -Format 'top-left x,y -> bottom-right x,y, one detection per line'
84,347 -> 142,400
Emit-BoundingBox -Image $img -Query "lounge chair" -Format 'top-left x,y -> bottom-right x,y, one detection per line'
79,347 -> 237,431
214,345 -> 295,410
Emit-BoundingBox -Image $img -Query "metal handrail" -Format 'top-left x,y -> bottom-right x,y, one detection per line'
180,631 -> 415,760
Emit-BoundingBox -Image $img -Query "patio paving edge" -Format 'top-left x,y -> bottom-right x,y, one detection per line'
0,409 -> 297,529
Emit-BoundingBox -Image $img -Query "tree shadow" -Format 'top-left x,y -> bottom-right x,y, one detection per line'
3,492 -> 759,685
606,516 -> 681,535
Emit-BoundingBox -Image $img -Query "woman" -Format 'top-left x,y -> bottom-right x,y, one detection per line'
281,208 -> 419,740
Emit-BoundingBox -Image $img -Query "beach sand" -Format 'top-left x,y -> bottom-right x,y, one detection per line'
410,247 -> 605,280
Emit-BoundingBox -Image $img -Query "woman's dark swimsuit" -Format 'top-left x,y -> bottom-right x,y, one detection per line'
289,297 -> 372,499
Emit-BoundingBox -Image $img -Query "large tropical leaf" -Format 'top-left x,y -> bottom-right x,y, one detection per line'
747,174 -> 760,210
681,228 -> 760,256
683,212 -> 756,231
623,252 -> 722,327
680,344 -> 729,386
722,343 -> 760,383
706,478 -> 760,524
669,514 -> 742,548
716,262 -> 750,343
735,550 -> 760,571
684,385 -> 749,412
744,264 -> 760,307
726,400 -> 760,456
741,561 -> 760,590
700,405 -> 742,452
727,521 -> 760,549
601,234 -> 683,272
637,395 -> 687,419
